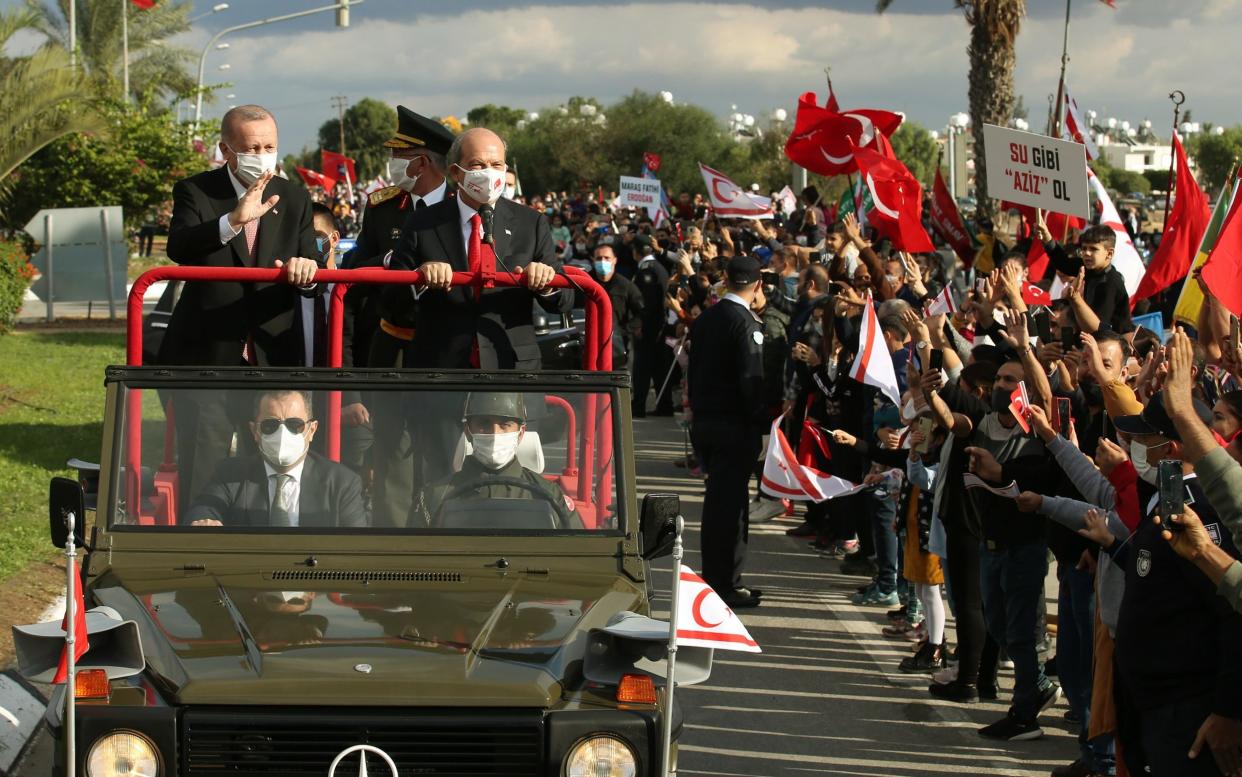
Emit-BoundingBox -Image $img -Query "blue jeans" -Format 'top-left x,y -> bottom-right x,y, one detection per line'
867,485 -> 898,594
1057,564 -> 1115,774
980,539 -> 1052,721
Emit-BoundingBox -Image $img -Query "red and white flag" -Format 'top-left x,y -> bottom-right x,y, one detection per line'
1087,168 -> 1145,299
783,90 -> 904,177
854,146 -> 935,253
1009,381 -> 1032,434
1021,281 -> 1053,307
849,295 -> 903,407
1061,87 -> 1099,161
761,415 -> 865,502
925,286 -> 957,317
675,566 -> 760,652
1134,133 -> 1211,303
699,163 -> 773,219
53,557 -> 89,684
295,166 -> 337,191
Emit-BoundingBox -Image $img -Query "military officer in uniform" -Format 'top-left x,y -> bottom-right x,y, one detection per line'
687,255 -> 766,608
347,106 -> 455,527
414,392 -> 582,529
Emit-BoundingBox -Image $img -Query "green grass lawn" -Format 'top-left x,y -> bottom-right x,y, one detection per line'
0,328 -> 123,582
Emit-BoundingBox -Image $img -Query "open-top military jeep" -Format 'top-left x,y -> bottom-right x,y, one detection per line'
22,266 -> 704,777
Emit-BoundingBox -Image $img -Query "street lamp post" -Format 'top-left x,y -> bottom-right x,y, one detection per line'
193,0 -> 363,131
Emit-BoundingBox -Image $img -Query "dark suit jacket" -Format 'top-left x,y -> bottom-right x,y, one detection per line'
389,196 -> 562,369
162,167 -> 319,366
186,452 -> 367,528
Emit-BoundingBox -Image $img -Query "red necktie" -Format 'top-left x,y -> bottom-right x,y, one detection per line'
467,214 -> 482,367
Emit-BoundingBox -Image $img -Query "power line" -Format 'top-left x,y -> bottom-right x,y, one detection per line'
330,95 -> 349,157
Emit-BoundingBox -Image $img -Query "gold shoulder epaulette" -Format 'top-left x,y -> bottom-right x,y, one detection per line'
369,186 -> 402,207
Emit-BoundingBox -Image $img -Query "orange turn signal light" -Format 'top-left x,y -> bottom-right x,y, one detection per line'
616,673 -> 657,705
74,669 -> 110,701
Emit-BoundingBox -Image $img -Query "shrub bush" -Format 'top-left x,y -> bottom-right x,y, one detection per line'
0,239 -> 35,334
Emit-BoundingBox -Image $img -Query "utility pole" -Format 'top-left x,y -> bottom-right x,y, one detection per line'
331,95 -> 349,157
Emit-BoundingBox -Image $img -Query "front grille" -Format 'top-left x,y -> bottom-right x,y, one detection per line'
182,707 -> 542,776
268,570 -> 463,583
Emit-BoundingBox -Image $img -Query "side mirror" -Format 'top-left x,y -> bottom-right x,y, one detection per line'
49,477 -> 86,549
639,493 -> 679,560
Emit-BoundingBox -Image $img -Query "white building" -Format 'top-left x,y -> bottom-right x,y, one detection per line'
1096,136 -> 1172,173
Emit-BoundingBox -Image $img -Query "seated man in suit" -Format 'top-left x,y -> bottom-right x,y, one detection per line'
414,392 -> 581,529
186,389 -> 367,527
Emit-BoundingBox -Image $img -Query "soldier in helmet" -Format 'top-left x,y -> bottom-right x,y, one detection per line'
414,392 -> 582,529
348,106 -> 456,527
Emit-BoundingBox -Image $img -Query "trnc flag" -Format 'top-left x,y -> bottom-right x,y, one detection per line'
925,285 -> 957,317
853,146 -> 935,253
776,185 -> 798,215
849,294 -> 903,407
760,416 -> 863,502
1199,170 -> 1242,320
295,166 -> 337,192
675,566 -> 760,652
1134,133 -> 1211,303
1087,168 -> 1144,299
53,558 -> 89,684
699,163 -> 773,219
1061,87 -> 1099,161
929,167 -> 976,265
321,150 -> 356,188
1173,171 -> 1242,325
783,91 -> 904,177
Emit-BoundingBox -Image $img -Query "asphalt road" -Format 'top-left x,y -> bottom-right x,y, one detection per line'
10,412 -> 1076,777
635,415 -> 1075,777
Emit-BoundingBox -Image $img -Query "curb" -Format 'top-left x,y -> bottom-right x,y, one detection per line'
0,670 -> 47,777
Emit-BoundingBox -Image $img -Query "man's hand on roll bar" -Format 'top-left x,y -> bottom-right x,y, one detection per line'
275,257 -> 317,287
518,261 -> 555,291
420,261 -> 454,290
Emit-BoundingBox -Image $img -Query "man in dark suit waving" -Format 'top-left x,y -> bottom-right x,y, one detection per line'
186,389 -> 366,528
687,255 -> 767,608
162,104 -> 320,510
388,126 -> 563,370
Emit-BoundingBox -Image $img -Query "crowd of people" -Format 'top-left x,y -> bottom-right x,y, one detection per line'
159,101 -> 1242,777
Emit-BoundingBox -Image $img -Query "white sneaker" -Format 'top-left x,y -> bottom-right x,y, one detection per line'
749,499 -> 786,523
932,665 -> 958,685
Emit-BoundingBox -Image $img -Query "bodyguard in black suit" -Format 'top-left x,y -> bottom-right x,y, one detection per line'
185,389 -> 367,528
687,255 -> 767,608
162,105 -> 321,511
388,127 -> 563,371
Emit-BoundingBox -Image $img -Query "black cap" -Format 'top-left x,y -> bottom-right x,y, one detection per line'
384,106 -> 455,156
726,255 -> 762,285
1113,391 -> 1212,442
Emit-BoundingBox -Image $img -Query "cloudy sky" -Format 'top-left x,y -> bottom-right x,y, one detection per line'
9,0 -> 1240,152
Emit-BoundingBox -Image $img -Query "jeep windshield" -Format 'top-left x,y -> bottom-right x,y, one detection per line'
103,370 -> 624,535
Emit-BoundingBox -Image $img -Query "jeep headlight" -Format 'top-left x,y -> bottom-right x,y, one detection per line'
563,734 -> 637,777
86,731 -> 160,777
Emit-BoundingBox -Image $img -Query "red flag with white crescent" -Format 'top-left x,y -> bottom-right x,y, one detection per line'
783,91 -> 904,177
1134,133 -> 1211,302
675,565 -> 761,652
853,146 -> 935,253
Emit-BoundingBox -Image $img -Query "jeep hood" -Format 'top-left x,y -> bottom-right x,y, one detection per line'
91,567 -> 645,707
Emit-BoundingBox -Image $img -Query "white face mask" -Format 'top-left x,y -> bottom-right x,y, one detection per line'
471,431 -> 521,470
455,164 -> 506,205
230,146 -> 278,186
1129,440 -> 1158,485
259,426 -> 308,469
503,184 -> 517,200
388,157 -> 418,192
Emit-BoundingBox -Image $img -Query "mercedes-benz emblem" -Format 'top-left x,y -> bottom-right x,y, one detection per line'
328,744 -> 399,777
354,663 -> 373,674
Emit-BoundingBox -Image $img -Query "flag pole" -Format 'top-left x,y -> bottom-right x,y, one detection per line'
1164,91 -> 1185,228
64,508 -> 77,777
659,515 -> 685,777
1053,0 -> 1072,138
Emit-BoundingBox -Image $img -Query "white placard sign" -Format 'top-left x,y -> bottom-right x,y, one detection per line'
619,175 -> 663,211
981,124 -> 1089,219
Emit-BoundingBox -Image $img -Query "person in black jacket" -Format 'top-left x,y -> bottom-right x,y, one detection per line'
1038,218 -> 1133,334
687,256 -> 766,608
590,241 -> 643,366
630,245 -> 673,418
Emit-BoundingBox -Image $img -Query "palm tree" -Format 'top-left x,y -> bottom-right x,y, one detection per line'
877,0 -> 1026,220
0,8 -> 104,183
26,0 -> 196,103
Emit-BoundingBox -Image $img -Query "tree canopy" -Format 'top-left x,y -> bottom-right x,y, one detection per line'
316,98 -> 396,182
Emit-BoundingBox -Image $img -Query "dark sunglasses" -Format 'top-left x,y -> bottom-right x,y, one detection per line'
259,418 -> 309,435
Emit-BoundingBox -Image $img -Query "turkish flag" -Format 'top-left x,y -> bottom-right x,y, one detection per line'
783,91 -> 904,177
1200,172 -> 1242,319
853,146 -> 935,253
1134,134 -> 1211,303
52,557 -> 89,684
295,166 -> 337,191
929,168 -> 975,265
1021,281 -> 1053,307
321,150 -> 356,185
642,152 -> 662,173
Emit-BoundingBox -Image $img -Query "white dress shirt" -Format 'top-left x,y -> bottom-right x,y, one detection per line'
216,166 -> 249,245
264,457 -> 307,527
